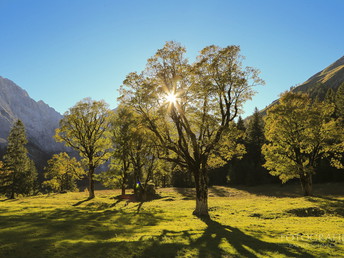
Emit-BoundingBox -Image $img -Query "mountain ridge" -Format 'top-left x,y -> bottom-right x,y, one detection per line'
0,76 -> 66,170
293,55 -> 344,94
257,55 -> 344,118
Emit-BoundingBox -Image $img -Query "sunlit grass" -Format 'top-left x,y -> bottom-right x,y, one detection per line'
0,184 -> 343,257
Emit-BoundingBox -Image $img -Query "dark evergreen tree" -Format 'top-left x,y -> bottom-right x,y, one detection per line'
325,88 -> 336,104
312,87 -> 344,183
236,116 -> 246,132
335,82 -> 344,121
246,108 -> 265,147
0,120 -> 37,198
244,107 -> 268,184
227,108 -> 271,185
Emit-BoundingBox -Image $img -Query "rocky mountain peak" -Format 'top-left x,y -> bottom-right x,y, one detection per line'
0,76 -> 64,155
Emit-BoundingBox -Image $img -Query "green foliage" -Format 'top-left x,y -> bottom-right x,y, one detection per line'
98,105 -> 168,195
208,122 -> 246,169
97,106 -> 134,192
0,120 -> 37,198
55,98 -> 112,198
324,88 -> 336,104
335,82 -> 344,120
236,116 -> 246,132
262,92 -> 344,194
95,170 -> 123,189
43,152 -> 85,192
246,107 -> 265,147
120,41 -> 263,216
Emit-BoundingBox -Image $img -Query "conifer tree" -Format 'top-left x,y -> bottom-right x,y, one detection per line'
0,120 -> 37,198
246,107 -> 265,148
335,82 -> 344,121
236,116 -> 246,132
325,88 -> 336,104
245,107 -> 266,184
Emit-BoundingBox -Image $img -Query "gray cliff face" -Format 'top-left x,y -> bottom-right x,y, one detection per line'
0,76 -> 64,153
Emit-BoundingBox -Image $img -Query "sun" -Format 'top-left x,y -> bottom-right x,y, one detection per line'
165,92 -> 177,104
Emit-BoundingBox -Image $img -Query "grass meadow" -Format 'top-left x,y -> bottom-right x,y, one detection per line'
0,183 -> 343,257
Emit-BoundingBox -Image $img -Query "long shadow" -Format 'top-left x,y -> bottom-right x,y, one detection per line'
72,198 -> 92,207
306,196 -> 344,217
0,202 -> 316,257
231,183 -> 303,198
0,205 -> 164,257
209,186 -> 231,197
311,195 -> 344,203
174,187 -> 195,200
196,218 -> 312,257
232,182 -> 344,198
0,198 -> 12,202
109,199 -> 122,208
141,218 -> 313,257
136,202 -> 144,214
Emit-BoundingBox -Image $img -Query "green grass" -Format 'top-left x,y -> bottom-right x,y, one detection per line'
0,183 -> 343,257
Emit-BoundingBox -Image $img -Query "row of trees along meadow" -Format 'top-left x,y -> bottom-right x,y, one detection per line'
55,41 -> 343,218
50,41 -> 264,218
224,83 -> 344,191
0,42 -> 343,218
0,120 -> 85,198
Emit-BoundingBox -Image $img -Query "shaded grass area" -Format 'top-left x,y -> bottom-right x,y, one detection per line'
0,184 -> 343,257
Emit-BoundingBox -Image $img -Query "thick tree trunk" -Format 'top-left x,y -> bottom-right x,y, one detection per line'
300,173 -> 313,196
192,169 -> 210,219
10,172 -> 16,199
121,184 -> 126,196
10,189 -> 15,199
88,165 -> 95,199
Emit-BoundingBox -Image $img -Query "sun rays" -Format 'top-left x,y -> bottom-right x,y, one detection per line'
165,92 -> 177,105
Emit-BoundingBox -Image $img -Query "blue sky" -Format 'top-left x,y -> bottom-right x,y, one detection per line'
0,0 -> 343,117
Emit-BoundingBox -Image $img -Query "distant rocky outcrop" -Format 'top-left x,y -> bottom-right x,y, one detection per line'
259,55 -> 344,116
0,76 -> 65,169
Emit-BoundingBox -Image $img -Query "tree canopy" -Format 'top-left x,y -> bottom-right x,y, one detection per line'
120,41 -> 263,217
43,152 -> 85,193
262,91 -> 344,195
55,98 -> 112,199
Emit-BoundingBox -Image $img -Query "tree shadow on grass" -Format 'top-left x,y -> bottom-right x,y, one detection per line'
135,202 -> 144,214
0,204 -> 315,257
72,198 -> 93,207
174,187 -> 196,200
141,218 -> 313,258
306,196 -> 344,217
232,182 -> 344,198
231,183 -> 303,198
0,206 -> 164,258
209,186 -> 232,197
